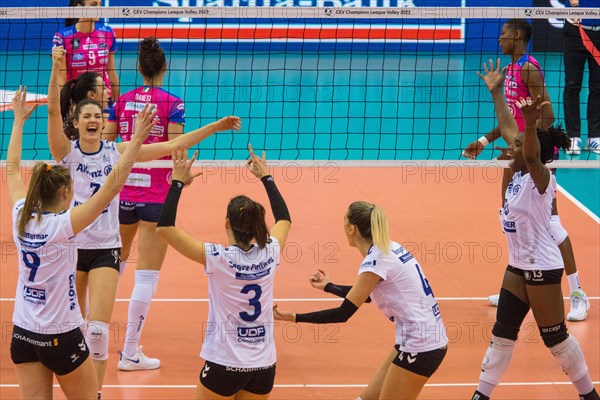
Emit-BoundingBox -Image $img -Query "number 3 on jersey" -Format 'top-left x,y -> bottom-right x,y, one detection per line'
240,284 -> 262,322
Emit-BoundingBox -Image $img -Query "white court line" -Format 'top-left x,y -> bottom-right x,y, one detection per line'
1,381 -> 599,389
0,297 -> 598,302
557,184 -> 600,222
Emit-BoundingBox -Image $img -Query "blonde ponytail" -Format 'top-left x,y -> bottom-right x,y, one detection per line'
347,201 -> 391,254
370,206 -> 391,254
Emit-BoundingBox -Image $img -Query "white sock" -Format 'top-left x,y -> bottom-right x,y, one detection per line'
567,272 -> 581,294
123,270 -> 159,356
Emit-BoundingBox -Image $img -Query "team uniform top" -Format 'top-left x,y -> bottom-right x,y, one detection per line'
108,86 -> 185,203
201,238 -> 281,369
52,23 -> 117,92
61,140 -> 122,248
359,242 -> 448,353
12,199 -> 84,335
504,54 -> 545,132
500,171 -> 563,271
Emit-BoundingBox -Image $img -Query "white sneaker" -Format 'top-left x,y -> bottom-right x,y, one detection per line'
118,346 -> 160,371
566,137 -> 582,155
587,138 -> 600,154
488,294 -> 500,307
567,289 -> 590,322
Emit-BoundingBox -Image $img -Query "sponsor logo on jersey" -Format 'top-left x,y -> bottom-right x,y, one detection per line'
71,62 -> 87,67
228,257 -> 274,273
359,259 -> 376,269
119,121 -> 129,134
177,102 -> 185,110
432,303 -> 441,318
82,44 -> 98,50
23,285 -> 47,303
99,42 -> 107,49
206,244 -> 220,256
399,252 -> 414,264
97,50 -> 109,57
125,101 -> 152,112
150,125 -> 165,136
72,53 -> 84,61
68,273 -> 77,310
237,325 -> 266,343
53,36 -> 64,46
235,269 -> 271,280
71,38 -> 80,49
75,163 -> 104,178
502,220 -> 516,233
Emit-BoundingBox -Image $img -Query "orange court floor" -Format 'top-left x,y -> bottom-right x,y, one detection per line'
0,165 -> 598,399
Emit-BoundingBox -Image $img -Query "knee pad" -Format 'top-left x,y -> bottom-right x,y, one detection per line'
539,321 -> 568,348
87,321 -> 109,361
492,289 -> 530,341
550,216 -> 568,246
480,335 -> 516,386
550,335 -> 589,382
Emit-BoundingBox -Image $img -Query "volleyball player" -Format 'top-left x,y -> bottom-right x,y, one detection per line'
7,86 -> 153,400
52,0 -> 119,99
48,47 -> 241,398
102,37 -> 186,370
462,19 -> 590,321
155,145 -> 291,399
273,202 -> 448,400
470,60 -> 598,400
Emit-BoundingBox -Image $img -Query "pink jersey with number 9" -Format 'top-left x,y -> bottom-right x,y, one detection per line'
52,22 -> 117,93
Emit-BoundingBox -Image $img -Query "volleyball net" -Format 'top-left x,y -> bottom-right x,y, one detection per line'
1,4 -> 600,167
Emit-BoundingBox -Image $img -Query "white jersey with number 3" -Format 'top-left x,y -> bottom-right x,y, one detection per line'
12,199 -> 84,334
358,242 -> 447,353
201,238 -> 281,368
500,171 -> 563,271
61,140 -> 122,248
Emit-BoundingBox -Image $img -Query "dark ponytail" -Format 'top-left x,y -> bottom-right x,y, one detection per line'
60,72 -> 100,140
138,37 -> 166,79
65,0 -> 86,27
538,124 -> 571,164
18,163 -> 72,236
227,196 -> 269,249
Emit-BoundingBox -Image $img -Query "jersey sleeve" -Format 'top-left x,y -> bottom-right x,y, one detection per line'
204,243 -> 224,275
358,250 -> 387,281
52,31 -> 65,49
108,103 -> 117,122
108,26 -> 117,53
53,209 -> 76,241
169,99 -> 185,125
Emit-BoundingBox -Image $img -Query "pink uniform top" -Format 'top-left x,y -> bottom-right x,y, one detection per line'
108,86 -> 185,203
504,54 -> 545,132
52,23 -> 117,93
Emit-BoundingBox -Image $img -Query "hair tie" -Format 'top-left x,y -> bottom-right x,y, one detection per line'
369,206 -> 374,213
239,206 -> 245,212
45,164 -> 52,172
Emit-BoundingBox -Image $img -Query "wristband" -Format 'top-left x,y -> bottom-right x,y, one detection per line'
478,136 -> 490,147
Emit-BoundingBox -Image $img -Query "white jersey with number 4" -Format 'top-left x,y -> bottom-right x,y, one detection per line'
500,171 -> 563,271
61,140 -> 122,249
12,199 -> 84,334
201,238 -> 281,368
359,242 -> 447,353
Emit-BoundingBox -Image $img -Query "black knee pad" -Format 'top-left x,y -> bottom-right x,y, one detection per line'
539,322 -> 568,348
492,289 -> 530,341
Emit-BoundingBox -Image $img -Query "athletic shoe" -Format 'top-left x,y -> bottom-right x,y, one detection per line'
567,289 -> 590,322
118,346 -> 160,371
566,137 -> 582,155
488,294 -> 500,307
587,138 -> 600,154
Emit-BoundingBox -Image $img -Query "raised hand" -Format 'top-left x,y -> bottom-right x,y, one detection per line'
132,103 -> 158,143
309,269 -> 331,291
516,96 -> 551,128
462,139 -> 484,160
51,46 -> 67,68
476,58 -> 506,93
216,116 -> 242,132
246,144 -> 269,179
12,86 -> 38,122
171,146 -> 202,186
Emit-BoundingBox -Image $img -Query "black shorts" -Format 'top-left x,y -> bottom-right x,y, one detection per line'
119,201 -> 164,225
392,345 -> 447,378
11,325 -> 89,376
199,360 -> 276,397
507,265 -> 563,286
76,248 -> 121,272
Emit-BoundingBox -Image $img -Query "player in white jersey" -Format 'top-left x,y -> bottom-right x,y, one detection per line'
470,61 -> 598,400
47,47 -> 242,397
274,202 -> 448,400
156,145 -> 291,399
6,87 -> 154,400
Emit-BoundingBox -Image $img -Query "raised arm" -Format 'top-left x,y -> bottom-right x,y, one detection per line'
246,144 -> 291,248
518,96 -> 551,194
6,87 -> 38,207
308,269 -> 372,303
70,104 -> 157,235
155,148 -> 207,264
116,116 -> 241,162
48,46 -> 72,161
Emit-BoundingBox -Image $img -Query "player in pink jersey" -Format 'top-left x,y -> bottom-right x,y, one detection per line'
52,0 -> 120,100
103,37 -> 185,371
463,19 -> 590,322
